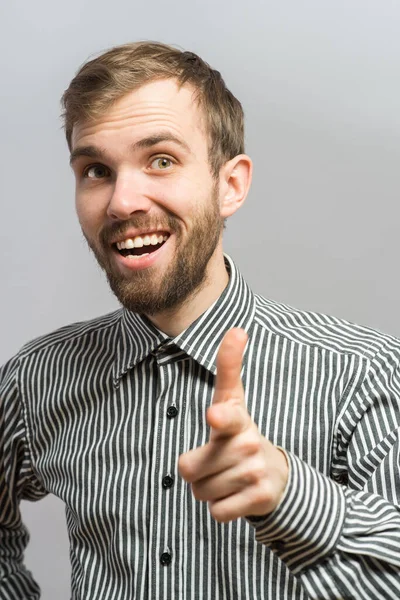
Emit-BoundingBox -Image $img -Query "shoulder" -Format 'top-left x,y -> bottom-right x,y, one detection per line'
1,310 -> 123,400
253,294 -> 400,361
17,309 -> 123,360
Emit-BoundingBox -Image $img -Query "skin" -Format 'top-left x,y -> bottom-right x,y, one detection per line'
71,78 -> 288,521
179,328 -> 288,521
71,79 -> 244,336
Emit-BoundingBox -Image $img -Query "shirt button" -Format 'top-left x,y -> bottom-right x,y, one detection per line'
160,551 -> 172,566
333,473 -> 348,485
166,406 -> 178,419
162,475 -> 174,489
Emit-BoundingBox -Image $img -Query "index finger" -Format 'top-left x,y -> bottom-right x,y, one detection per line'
213,328 -> 248,404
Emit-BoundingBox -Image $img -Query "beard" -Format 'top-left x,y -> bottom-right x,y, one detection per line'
83,183 -> 224,316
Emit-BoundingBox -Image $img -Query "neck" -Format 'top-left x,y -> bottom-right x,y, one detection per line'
146,251 -> 229,337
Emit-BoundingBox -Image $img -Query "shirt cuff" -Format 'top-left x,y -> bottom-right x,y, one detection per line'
247,451 -> 347,573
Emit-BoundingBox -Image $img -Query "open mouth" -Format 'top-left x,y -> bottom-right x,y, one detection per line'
114,232 -> 170,259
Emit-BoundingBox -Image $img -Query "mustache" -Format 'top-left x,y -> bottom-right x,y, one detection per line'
99,214 -> 180,246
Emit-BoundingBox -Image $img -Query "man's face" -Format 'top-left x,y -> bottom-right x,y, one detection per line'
71,79 -> 224,315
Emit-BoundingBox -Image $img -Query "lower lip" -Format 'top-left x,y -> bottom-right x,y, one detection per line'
113,237 -> 170,272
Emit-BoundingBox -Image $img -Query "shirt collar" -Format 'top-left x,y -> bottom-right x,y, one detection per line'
113,254 -> 256,385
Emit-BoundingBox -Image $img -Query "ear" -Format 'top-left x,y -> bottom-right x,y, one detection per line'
219,154 -> 253,218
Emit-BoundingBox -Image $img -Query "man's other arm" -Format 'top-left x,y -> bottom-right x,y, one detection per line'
249,337 -> 400,599
0,355 -> 48,599
180,329 -> 400,599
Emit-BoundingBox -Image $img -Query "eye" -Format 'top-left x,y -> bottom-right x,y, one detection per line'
83,164 -> 110,179
150,157 -> 173,170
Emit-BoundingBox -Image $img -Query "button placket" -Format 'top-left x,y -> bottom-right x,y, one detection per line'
150,357 -> 182,596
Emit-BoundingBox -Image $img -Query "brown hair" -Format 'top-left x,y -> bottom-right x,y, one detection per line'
61,41 -> 244,178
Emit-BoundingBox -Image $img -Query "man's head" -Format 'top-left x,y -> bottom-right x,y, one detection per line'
63,42 -> 251,316
63,42 -> 245,178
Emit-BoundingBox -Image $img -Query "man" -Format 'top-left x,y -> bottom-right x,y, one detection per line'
0,42 -> 399,600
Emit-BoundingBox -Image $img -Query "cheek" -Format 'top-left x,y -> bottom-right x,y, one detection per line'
152,175 -> 207,216
75,192 -> 103,235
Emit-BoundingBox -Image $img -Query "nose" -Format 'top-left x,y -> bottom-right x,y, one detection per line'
106,173 -> 153,220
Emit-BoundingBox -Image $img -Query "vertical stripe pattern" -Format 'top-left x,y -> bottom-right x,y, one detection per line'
1,255 -> 399,599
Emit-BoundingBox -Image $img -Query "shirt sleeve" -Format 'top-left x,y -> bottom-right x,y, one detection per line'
248,337 -> 400,599
0,354 -> 48,600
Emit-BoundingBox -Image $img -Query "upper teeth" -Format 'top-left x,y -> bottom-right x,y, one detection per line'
116,234 -> 168,250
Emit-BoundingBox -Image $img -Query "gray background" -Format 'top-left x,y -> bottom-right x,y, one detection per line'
1,0 -> 399,597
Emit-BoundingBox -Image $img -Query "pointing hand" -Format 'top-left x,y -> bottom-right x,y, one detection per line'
178,328 -> 289,523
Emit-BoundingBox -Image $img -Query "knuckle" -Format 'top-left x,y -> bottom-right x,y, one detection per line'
253,457 -> 267,479
191,483 -> 203,501
209,503 -> 229,523
235,431 -> 261,457
240,457 -> 266,485
250,481 -> 273,509
178,455 -> 195,482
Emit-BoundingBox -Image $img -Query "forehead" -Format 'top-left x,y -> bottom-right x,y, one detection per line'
71,79 -> 207,151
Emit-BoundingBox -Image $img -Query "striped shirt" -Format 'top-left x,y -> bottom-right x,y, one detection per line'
1,254 -> 399,600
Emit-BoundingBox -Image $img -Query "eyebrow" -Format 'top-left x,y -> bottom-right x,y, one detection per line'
69,133 -> 191,166
132,134 -> 191,154
69,145 -> 104,166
